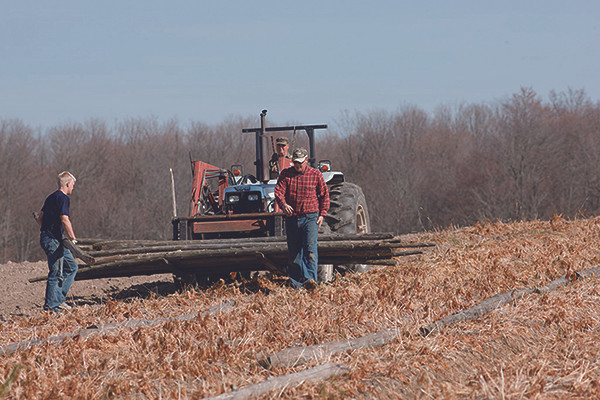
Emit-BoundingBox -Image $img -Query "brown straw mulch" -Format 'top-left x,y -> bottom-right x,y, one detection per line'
1,215 -> 600,399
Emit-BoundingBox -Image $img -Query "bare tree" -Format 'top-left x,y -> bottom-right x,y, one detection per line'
0,120 -> 45,262
494,88 -> 558,220
548,88 -> 599,215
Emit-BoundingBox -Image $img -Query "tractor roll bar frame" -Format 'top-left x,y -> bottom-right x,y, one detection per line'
242,109 -> 327,181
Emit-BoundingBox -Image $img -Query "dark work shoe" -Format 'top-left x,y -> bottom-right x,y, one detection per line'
302,279 -> 318,291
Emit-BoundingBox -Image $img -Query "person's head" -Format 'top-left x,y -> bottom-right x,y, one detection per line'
292,148 -> 309,173
57,171 -> 76,195
275,137 -> 289,157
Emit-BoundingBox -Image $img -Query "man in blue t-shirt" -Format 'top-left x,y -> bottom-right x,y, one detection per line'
34,171 -> 78,312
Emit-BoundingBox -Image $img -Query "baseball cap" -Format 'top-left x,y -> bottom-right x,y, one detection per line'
275,137 -> 289,146
292,148 -> 308,163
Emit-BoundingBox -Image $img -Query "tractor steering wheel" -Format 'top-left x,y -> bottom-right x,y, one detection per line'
243,174 -> 258,184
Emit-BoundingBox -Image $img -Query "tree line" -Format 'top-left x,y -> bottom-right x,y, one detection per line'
2,87 -> 599,263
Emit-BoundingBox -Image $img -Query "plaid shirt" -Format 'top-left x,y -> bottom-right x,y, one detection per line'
274,166 -> 330,217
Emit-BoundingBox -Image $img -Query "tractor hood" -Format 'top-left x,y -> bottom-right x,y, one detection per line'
223,184 -> 276,213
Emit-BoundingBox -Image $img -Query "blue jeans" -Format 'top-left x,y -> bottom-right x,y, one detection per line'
285,213 -> 319,287
40,232 -> 78,312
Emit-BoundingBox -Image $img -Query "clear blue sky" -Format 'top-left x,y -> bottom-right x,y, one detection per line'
1,1 -> 598,129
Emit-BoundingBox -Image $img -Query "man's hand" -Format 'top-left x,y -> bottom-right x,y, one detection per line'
32,211 -> 42,227
317,215 -> 324,228
282,204 -> 294,217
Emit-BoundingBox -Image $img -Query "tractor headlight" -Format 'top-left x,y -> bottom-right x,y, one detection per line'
318,160 -> 332,172
226,194 -> 240,203
247,193 -> 260,201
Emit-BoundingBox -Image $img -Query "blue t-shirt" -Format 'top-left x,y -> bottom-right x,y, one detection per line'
41,190 -> 70,240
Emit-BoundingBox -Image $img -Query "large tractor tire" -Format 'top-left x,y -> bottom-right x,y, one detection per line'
325,182 -> 370,235
318,182 -> 371,282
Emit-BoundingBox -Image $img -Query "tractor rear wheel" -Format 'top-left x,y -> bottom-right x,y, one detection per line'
318,182 -> 371,280
326,182 -> 370,235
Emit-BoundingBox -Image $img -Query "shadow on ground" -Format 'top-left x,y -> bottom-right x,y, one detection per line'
69,273 -> 292,308
70,280 -> 179,307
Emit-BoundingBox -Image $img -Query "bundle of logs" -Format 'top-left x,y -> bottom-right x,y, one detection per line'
30,233 -> 434,282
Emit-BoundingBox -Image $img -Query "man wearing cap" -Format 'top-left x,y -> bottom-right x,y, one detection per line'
269,137 -> 292,179
274,148 -> 330,289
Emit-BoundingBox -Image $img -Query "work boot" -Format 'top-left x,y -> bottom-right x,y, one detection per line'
302,279 -> 318,291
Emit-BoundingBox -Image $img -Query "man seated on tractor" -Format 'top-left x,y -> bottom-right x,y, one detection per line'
269,137 -> 292,179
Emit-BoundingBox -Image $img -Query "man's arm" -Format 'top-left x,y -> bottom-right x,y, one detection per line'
274,172 -> 294,216
316,174 -> 330,216
60,215 -> 76,241
316,172 -> 329,227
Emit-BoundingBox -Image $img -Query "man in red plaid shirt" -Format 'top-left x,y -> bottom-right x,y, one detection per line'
275,147 -> 329,289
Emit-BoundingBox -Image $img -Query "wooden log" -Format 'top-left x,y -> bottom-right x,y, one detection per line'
0,300 -> 235,356
391,249 -> 424,257
533,266 -> 600,293
385,239 -> 437,248
62,238 -> 95,265
254,252 -> 285,274
87,237 -> 422,258
75,238 -> 107,245
67,252 -> 289,281
202,362 -> 349,400
28,257 -> 174,282
419,266 -> 600,337
419,288 -> 535,337
90,233 -> 396,250
95,247 -> 395,270
362,259 -> 397,266
260,328 -> 401,369
89,241 -> 355,257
